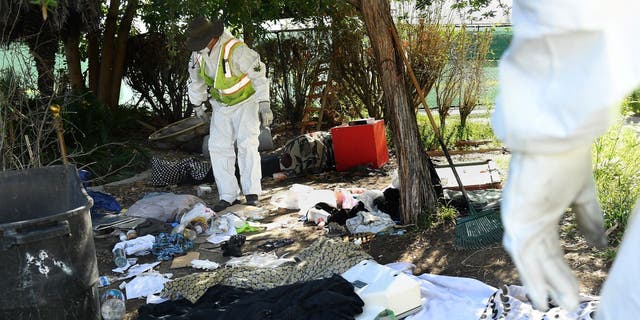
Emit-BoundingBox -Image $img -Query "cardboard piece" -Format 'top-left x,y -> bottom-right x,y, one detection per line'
170,251 -> 200,269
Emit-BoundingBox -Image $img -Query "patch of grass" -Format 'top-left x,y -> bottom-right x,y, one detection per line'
417,113 -> 498,150
593,118 -> 640,245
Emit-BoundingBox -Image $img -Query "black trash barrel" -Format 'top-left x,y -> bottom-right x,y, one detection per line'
0,165 -> 100,319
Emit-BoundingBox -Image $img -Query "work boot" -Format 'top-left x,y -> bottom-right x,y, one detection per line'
245,194 -> 259,206
212,199 -> 239,212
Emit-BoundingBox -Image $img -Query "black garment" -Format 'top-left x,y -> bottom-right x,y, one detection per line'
137,275 -> 364,320
373,188 -> 401,223
314,201 -> 365,226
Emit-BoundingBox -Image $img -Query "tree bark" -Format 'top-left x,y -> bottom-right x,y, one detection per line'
27,33 -> 57,98
63,28 -> 85,92
97,0 -> 121,107
108,0 -> 139,108
87,31 -> 100,94
359,0 -> 437,224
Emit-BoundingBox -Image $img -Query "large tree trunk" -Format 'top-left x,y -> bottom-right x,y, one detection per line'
108,0 -> 139,108
97,0 -> 121,108
63,28 -> 85,92
359,0 -> 437,224
87,31 -> 101,93
27,32 -> 57,98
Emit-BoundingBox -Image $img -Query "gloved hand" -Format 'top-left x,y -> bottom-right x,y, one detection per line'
501,146 -> 606,312
259,101 -> 273,128
193,103 -> 207,119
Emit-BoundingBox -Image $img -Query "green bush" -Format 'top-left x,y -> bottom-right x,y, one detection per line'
623,89 -> 640,116
593,119 -> 640,244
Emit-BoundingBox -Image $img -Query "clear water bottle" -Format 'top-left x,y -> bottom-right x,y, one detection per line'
100,289 -> 125,320
113,248 -> 127,268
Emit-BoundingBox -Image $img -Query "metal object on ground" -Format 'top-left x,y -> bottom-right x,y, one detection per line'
149,116 -> 210,149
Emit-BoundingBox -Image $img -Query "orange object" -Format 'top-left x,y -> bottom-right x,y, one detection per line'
330,120 -> 389,171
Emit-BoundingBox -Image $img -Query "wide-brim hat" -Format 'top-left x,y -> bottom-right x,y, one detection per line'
187,16 -> 224,51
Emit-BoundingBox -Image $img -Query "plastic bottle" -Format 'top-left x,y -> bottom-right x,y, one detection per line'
182,228 -> 197,241
113,248 -> 127,268
100,289 -> 125,320
97,275 -> 119,288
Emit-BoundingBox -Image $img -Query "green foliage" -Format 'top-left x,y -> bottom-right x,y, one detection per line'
593,119 -> 640,244
29,0 -> 58,10
623,89 -> 640,116
418,113 -> 497,150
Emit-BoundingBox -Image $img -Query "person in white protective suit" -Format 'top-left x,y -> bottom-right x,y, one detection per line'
492,1 -> 640,318
186,16 -> 273,212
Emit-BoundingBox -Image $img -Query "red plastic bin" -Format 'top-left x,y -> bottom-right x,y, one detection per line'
330,120 -> 389,171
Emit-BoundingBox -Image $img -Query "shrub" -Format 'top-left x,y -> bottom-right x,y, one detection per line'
593,118 -> 640,244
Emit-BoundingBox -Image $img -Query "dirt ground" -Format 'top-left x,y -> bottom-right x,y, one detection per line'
93,146 -> 611,319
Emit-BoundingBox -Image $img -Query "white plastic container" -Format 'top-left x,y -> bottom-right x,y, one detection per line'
342,260 -> 422,319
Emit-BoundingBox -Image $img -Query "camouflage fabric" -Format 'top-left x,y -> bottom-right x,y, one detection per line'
279,131 -> 335,175
160,237 -> 370,303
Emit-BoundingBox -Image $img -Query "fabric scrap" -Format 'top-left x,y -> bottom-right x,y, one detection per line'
161,237 -> 371,303
138,275 -> 362,320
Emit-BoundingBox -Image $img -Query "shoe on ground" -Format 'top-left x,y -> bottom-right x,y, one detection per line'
213,199 -> 239,212
245,194 -> 259,206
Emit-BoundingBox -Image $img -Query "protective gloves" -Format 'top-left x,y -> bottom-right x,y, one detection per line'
193,103 -> 208,119
259,101 -> 273,128
501,146 -> 606,312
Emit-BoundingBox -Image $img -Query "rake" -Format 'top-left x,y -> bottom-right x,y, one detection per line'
389,26 -> 503,249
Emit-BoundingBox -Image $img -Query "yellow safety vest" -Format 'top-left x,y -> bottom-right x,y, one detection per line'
198,38 -> 256,106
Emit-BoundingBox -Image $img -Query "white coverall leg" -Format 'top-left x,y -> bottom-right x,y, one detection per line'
491,0 -> 640,317
209,97 -> 262,203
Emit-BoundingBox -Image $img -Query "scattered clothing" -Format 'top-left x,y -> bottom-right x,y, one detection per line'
138,275 -> 363,320
150,157 -> 212,187
373,187 -> 401,223
346,210 -> 395,235
279,131 -> 335,175
382,262 -> 599,320
151,233 -> 194,261
257,238 -> 294,252
114,234 -> 156,256
86,190 -> 122,214
314,201 -> 365,226
126,274 -> 172,300
221,234 -> 245,257
161,238 -> 371,303
269,184 -> 337,212
480,285 -> 598,320
126,193 -> 204,223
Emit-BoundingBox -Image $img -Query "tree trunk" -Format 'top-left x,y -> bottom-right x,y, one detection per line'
97,0 -> 121,108
87,31 -> 100,94
108,0 -> 139,108
27,32 -> 57,98
359,0 -> 437,224
63,28 -> 85,92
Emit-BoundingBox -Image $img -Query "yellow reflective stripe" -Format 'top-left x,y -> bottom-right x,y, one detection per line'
223,39 -> 241,78
219,74 -> 251,95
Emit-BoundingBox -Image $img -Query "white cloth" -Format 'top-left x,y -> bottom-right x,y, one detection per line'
345,210 -> 395,234
187,30 -> 268,203
385,262 -> 598,320
113,235 -> 156,256
491,0 -> 640,317
125,274 -> 171,300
